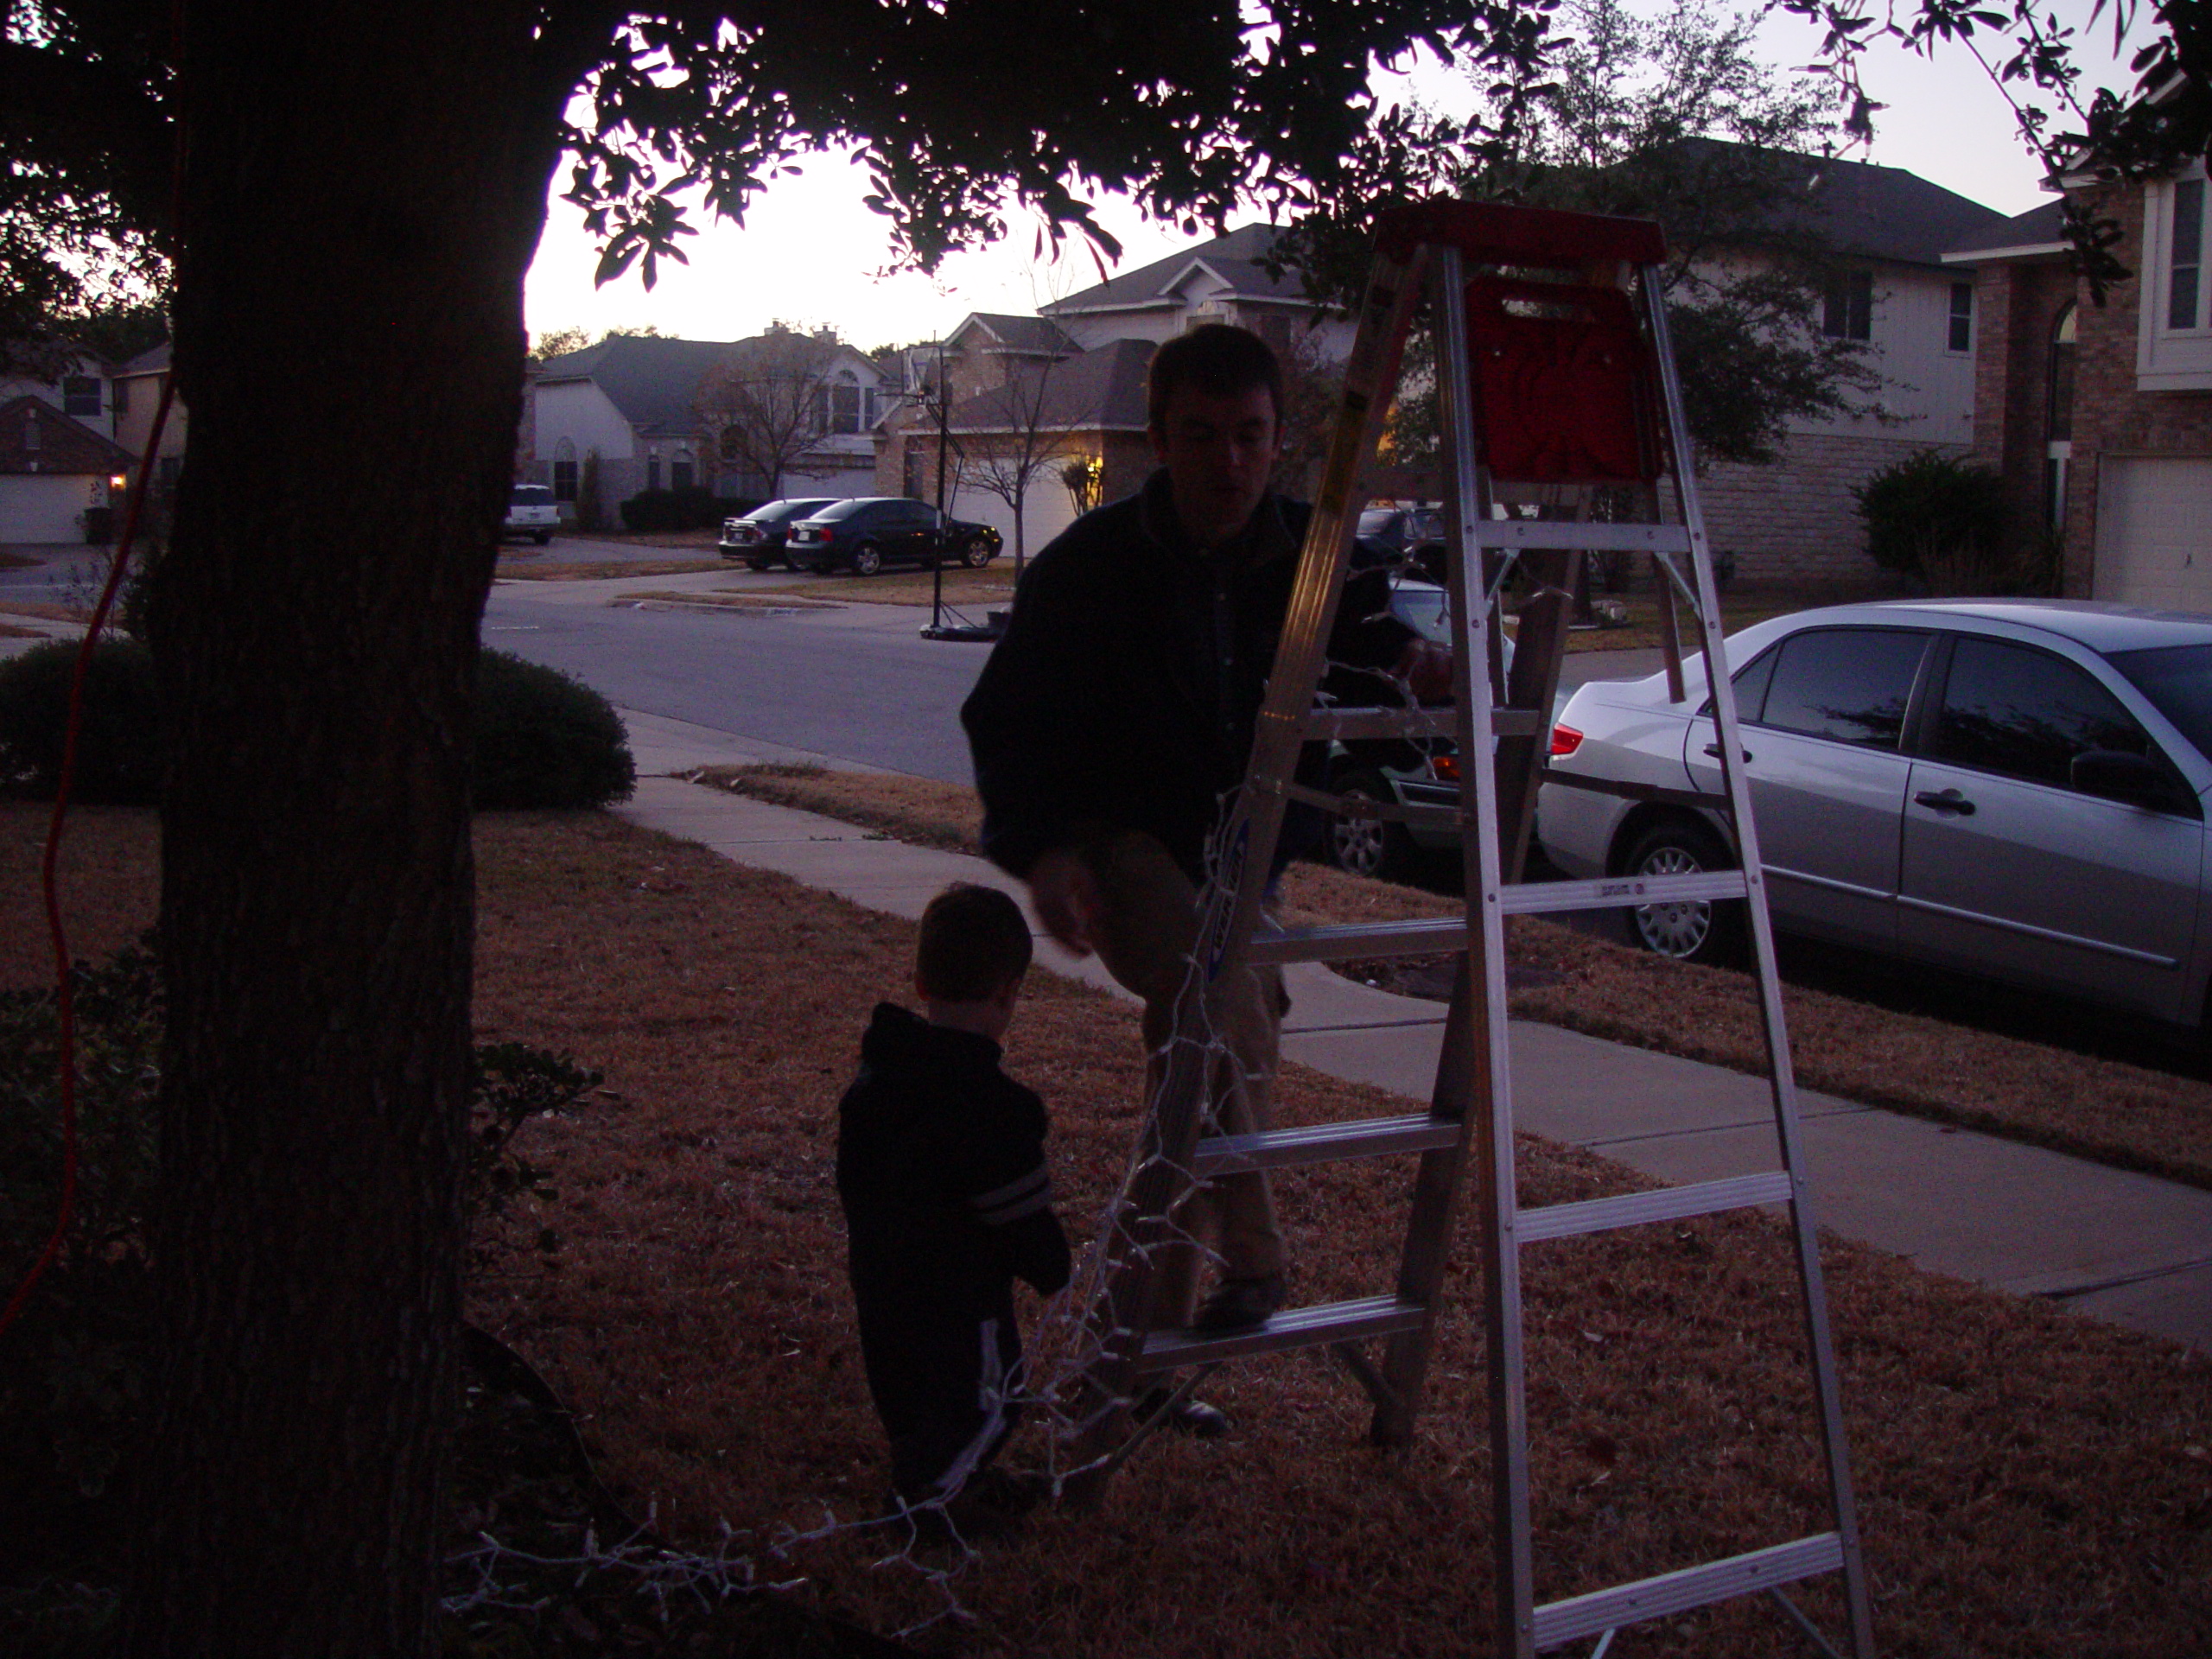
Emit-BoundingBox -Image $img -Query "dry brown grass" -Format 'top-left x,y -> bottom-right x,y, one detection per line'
493,558 -> 730,581
780,568 -> 1020,608
11,804 -> 2210,1657
692,765 -> 2212,1192
0,601 -> 92,625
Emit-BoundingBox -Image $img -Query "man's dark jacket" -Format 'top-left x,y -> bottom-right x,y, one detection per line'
962,469 -> 1421,887
836,1002 -> 1071,1494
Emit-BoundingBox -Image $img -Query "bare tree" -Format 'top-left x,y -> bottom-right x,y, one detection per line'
950,355 -> 1090,572
696,325 -> 844,499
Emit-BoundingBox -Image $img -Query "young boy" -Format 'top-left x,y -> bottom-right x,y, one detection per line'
836,882 -> 1071,1529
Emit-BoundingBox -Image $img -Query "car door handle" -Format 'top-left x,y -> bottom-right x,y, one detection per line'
1702,742 -> 1752,764
1914,788 -> 1976,817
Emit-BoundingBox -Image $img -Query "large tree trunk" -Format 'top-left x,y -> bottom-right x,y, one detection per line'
126,6 -> 568,1651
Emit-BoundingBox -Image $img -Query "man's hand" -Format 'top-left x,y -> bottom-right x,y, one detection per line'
1397,639 -> 1454,704
1027,847 -> 1102,957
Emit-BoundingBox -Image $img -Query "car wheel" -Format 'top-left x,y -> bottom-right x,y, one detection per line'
849,543 -> 883,577
745,556 -> 772,571
1620,818 -> 1742,966
960,536 -> 996,569
1326,768 -> 1414,882
533,531 -> 550,545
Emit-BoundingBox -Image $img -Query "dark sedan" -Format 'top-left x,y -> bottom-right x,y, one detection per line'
784,498 -> 1002,576
719,498 -> 836,569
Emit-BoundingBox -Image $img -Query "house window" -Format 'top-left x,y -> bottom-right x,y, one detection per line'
551,438 -> 578,503
62,377 -> 101,416
823,373 -> 863,435
1948,283 -> 1974,353
647,453 -> 662,491
2169,176 -> 2204,332
1822,271 -> 1873,342
2139,163 -> 2212,390
113,378 -> 131,416
671,451 -> 696,492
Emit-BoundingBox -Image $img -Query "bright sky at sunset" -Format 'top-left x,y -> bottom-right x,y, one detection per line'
523,3 -> 2143,353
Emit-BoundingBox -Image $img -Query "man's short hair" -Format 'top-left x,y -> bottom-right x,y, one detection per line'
915,883 -> 1033,1001
1146,322 -> 1283,432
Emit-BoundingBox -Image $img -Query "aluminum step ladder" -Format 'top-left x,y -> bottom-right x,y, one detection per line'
1068,200 -> 1875,1659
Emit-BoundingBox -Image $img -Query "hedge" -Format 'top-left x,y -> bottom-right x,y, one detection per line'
0,641 -> 634,810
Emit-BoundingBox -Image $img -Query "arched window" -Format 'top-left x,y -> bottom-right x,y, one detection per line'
552,438 -> 578,503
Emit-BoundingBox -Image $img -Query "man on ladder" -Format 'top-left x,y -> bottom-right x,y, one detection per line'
962,323 -> 1449,1429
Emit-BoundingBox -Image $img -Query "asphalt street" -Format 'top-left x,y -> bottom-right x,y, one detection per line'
481,550 -> 1670,791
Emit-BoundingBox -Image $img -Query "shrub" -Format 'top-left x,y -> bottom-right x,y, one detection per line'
616,486 -> 726,532
0,642 -> 632,810
0,639 -> 164,804
1853,448 -> 2008,589
474,649 -> 635,810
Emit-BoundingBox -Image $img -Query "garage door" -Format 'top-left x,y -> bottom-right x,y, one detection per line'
0,474 -> 98,545
2094,455 -> 2212,613
946,483 -> 1079,560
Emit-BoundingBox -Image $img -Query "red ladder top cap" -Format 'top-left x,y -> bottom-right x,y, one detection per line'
1376,200 -> 1667,268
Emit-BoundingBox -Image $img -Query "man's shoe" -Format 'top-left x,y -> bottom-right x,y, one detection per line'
1134,1387 -> 1230,1438
1193,1272 -> 1287,1332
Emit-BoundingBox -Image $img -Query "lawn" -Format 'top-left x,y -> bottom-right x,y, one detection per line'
8,801 -> 2208,1657
694,763 -> 2212,1192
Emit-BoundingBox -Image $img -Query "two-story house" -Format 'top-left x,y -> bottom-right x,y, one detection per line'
1945,83 -> 2212,608
881,167 -> 2007,580
0,351 -> 134,544
528,330 -> 891,518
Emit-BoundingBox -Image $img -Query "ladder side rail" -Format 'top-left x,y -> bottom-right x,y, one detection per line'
1072,244 -> 1427,1474
1491,540 -> 1580,884
1642,264 -> 1878,1659
1433,241 -> 1541,1659
1197,245 -> 1429,988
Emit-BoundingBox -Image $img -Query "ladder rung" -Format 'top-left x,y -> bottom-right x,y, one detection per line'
1307,707 -> 1455,741
1135,1294 -> 1427,1374
1530,1533 -> 1847,1649
1516,1172 -> 1792,1244
1246,870 -> 1749,965
1496,869 -> 1750,917
1473,521 -> 1694,555
1284,781 -> 1461,831
1195,1113 -> 1462,1176
1248,917 -> 1466,965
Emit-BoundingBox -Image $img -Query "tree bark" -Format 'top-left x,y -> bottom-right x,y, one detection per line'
126,6 -> 569,1651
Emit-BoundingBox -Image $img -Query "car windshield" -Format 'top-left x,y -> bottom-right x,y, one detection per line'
1387,581 -> 1449,645
2108,644 -> 2212,762
509,485 -> 552,505
747,499 -> 832,524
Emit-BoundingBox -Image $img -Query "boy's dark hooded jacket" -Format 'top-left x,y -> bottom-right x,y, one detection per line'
836,1002 -> 1070,1493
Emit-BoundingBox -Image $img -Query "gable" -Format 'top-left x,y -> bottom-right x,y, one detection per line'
0,395 -> 132,476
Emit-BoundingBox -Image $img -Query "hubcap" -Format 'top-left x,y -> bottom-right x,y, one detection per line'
1332,791 -> 1386,877
1631,845 -> 1709,957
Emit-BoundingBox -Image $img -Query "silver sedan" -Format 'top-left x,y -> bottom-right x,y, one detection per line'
1537,600 -> 2212,1027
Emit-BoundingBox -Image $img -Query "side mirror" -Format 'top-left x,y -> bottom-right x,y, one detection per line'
2070,748 -> 2183,811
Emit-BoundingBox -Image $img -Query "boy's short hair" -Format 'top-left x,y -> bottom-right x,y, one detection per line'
916,883 -> 1033,1001
1146,322 -> 1283,433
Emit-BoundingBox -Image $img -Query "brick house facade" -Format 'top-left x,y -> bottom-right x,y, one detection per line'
1949,162 -> 2212,607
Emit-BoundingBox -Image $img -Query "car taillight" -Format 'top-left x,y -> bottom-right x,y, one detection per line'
1550,724 -> 1584,758
1431,753 -> 1460,782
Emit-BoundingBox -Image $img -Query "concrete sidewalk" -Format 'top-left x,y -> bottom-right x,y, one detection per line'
616,708 -> 2212,1354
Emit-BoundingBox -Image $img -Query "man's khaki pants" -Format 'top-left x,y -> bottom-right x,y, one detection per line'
1083,830 -> 1286,1326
